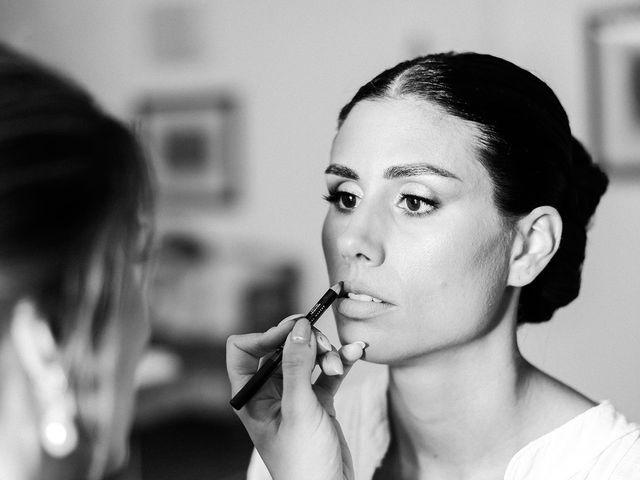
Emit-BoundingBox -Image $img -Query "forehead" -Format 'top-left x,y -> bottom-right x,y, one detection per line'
331,98 -> 488,184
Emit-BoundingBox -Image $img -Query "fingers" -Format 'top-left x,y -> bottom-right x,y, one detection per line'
313,327 -> 332,354
320,346 -> 343,376
280,318 -> 318,418
313,327 -> 344,376
226,314 -> 304,388
268,327 -> 340,385
314,341 -> 367,397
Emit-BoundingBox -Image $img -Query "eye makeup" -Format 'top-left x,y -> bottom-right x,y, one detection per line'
323,182 -> 362,212
323,183 -> 440,217
396,193 -> 439,216
396,182 -> 440,216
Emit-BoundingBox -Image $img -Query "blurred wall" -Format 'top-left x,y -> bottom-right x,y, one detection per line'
1,0 -> 638,420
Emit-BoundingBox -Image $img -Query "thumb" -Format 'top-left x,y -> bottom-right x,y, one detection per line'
281,318 -> 317,419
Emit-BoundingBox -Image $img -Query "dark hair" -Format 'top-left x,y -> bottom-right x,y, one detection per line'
0,42 -> 152,461
338,52 -> 608,324
0,42 -> 152,331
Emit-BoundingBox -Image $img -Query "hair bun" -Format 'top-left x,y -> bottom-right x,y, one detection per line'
518,138 -> 609,324
566,138 -> 609,226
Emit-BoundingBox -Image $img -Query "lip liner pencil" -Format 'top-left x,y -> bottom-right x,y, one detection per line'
230,281 -> 343,410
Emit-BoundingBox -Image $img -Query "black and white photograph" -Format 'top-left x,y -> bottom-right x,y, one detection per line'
0,1 -> 638,480
137,92 -> 240,204
588,6 -> 640,177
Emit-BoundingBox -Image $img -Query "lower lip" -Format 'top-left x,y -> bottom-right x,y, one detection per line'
335,297 -> 396,320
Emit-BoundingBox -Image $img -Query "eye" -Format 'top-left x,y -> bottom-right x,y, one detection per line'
398,194 -> 438,216
323,186 -> 361,212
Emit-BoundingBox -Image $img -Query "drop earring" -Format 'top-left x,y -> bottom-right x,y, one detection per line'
10,300 -> 79,458
40,395 -> 79,458
39,362 -> 78,458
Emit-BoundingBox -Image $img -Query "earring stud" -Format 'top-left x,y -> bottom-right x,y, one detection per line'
40,403 -> 78,458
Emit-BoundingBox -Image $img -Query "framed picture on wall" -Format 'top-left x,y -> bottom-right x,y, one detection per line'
136,91 -> 240,204
587,6 -> 640,178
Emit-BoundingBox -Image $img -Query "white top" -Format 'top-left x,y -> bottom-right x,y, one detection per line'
247,365 -> 640,479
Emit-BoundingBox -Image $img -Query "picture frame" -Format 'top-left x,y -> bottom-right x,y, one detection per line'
136,91 -> 240,204
587,6 -> 640,178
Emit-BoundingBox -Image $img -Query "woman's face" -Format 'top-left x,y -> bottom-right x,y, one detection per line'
322,99 -> 513,365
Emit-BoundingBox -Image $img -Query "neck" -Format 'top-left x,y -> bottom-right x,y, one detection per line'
386,307 -> 537,479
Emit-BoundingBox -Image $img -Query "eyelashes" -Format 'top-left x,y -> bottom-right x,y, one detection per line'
323,187 -> 439,217
322,190 -> 341,204
323,189 -> 360,212
398,194 -> 439,216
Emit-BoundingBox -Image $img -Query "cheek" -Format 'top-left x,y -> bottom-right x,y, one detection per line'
321,215 -> 330,257
118,282 -> 149,363
108,283 -> 149,461
398,221 -> 510,326
322,214 -> 339,274
393,237 -> 452,317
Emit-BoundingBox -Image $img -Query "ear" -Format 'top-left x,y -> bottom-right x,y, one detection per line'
507,206 -> 562,287
10,299 -> 78,458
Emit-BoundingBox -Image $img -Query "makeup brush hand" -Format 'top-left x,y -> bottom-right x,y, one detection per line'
226,315 -> 366,480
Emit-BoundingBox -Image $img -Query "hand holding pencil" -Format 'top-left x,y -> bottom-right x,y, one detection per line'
226,283 -> 367,480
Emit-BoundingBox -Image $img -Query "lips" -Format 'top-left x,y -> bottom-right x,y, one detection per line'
347,292 -> 383,303
336,281 -> 396,320
341,281 -> 390,303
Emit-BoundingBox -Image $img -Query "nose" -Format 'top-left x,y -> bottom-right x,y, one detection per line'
336,205 -> 385,267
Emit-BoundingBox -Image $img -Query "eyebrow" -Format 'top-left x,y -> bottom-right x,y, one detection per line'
384,163 -> 460,180
324,164 -> 359,180
324,162 -> 460,181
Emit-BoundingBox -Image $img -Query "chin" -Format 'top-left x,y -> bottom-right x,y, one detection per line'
335,314 -> 370,342
335,314 -> 457,367
335,316 -> 397,364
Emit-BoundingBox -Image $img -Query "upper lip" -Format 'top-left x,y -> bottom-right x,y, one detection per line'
341,281 -> 393,304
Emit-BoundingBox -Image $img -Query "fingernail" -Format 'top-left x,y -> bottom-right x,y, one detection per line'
278,314 -> 303,327
340,341 -> 368,360
316,332 -> 332,352
324,354 -> 344,375
291,319 -> 310,344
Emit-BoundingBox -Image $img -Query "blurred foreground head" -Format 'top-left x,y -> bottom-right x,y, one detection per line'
0,43 -> 152,480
